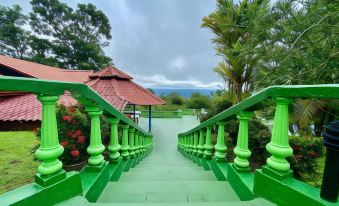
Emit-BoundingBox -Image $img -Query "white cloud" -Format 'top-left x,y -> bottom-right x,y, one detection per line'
170,56 -> 186,70
133,74 -> 222,89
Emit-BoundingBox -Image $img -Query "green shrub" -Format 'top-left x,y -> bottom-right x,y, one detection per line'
288,135 -> 324,185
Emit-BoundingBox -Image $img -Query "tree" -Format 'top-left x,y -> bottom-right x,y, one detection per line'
0,5 -> 30,58
29,0 -> 112,70
186,93 -> 211,109
202,0 -> 270,103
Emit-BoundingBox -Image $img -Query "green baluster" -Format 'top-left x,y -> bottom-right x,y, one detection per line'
214,122 -> 227,162
266,98 -> 293,173
189,134 -> 194,154
234,111 -> 253,171
121,124 -> 130,160
108,117 -> 121,163
129,127 -> 135,158
204,126 -> 213,159
85,106 -> 105,166
35,95 -> 63,176
135,131 -> 139,156
193,132 -> 198,156
198,129 -> 205,157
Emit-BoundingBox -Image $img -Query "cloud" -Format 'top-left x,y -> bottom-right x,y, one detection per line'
1,0 -> 223,88
133,74 -> 222,89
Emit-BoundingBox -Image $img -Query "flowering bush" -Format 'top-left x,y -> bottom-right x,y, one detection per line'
288,135 -> 324,184
56,105 -> 90,165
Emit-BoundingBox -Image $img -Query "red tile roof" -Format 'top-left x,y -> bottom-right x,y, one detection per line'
0,55 -> 92,82
89,65 -> 132,79
86,66 -> 165,106
0,56 -> 165,122
0,93 -> 77,121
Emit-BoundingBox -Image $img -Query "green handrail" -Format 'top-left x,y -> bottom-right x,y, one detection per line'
0,76 -> 148,134
179,84 -> 339,137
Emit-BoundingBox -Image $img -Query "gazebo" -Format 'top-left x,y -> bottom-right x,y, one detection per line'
85,66 -> 166,132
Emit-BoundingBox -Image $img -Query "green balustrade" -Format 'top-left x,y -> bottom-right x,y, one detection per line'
35,95 -> 64,176
108,117 -> 121,162
193,132 -> 198,156
233,111 -> 253,171
214,122 -> 227,162
203,126 -> 213,159
129,127 -> 136,158
121,124 -> 130,160
197,129 -> 205,157
85,106 -> 105,166
135,131 -> 140,155
265,98 -> 293,175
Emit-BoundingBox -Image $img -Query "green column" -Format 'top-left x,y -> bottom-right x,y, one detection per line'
140,134 -> 144,153
189,134 -> 194,153
204,126 -> 213,159
185,135 -> 189,152
266,98 -> 293,172
129,127 -> 135,158
35,95 -> 63,175
214,122 -> 227,162
121,124 -> 130,160
135,131 -> 139,156
193,132 -> 198,156
234,111 -> 253,170
86,106 -> 105,166
108,117 -> 121,162
198,129 -> 205,157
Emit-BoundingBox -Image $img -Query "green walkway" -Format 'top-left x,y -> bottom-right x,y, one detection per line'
61,116 -> 273,205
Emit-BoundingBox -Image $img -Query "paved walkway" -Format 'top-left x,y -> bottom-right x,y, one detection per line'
97,116 -> 243,205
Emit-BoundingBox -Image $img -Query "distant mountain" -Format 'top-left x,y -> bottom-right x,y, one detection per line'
151,88 -> 216,98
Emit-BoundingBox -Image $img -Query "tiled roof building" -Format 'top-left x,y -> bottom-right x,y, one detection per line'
0,55 -> 164,129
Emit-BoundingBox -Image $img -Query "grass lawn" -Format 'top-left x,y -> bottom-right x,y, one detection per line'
0,131 -> 39,194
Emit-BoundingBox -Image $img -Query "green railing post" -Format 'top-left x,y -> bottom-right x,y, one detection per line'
35,95 -> 64,178
214,122 -> 227,162
129,127 -> 135,158
233,111 -> 253,171
198,129 -> 205,157
265,98 -> 293,177
108,117 -> 121,163
190,134 -> 194,154
85,106 -> 105,167
193,132 -> 198,156
121,124 -> 130,160
204,126 -> 213,159
135,131 -> 139,156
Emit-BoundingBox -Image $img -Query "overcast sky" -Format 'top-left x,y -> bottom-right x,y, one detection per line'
2,0 -> 223,89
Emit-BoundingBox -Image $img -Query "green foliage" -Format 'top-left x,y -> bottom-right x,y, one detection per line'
0,5 -> 30,57
288,136 -> 324,187
186,93 -> 211,109
161,92 -> 185,106
0,1 -> 112,70
202,0 -> 270,103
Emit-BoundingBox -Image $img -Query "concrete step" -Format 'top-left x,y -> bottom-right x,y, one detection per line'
119,170 -> 216,181
97,181 -> 239,203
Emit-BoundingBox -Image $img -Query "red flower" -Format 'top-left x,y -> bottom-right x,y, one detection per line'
70,150 -> 80,157
72,121 -> 77,125
60,141 -> 69,147
72,134 -> 77,138
72,144 -> 77,150
292,145 -> 300,151
68,107 -> 76,113
78,135 -> 85,144
294,154 -> 302,161
74,130 -> 81,136
67,130 -> 73,137
308,151 -> 317,158
63,116 -> 72,121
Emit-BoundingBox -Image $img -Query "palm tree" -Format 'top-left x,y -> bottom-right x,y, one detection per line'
202,0 -> 270,103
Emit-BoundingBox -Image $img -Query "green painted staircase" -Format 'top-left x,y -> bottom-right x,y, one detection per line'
59,117 -> 274,206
